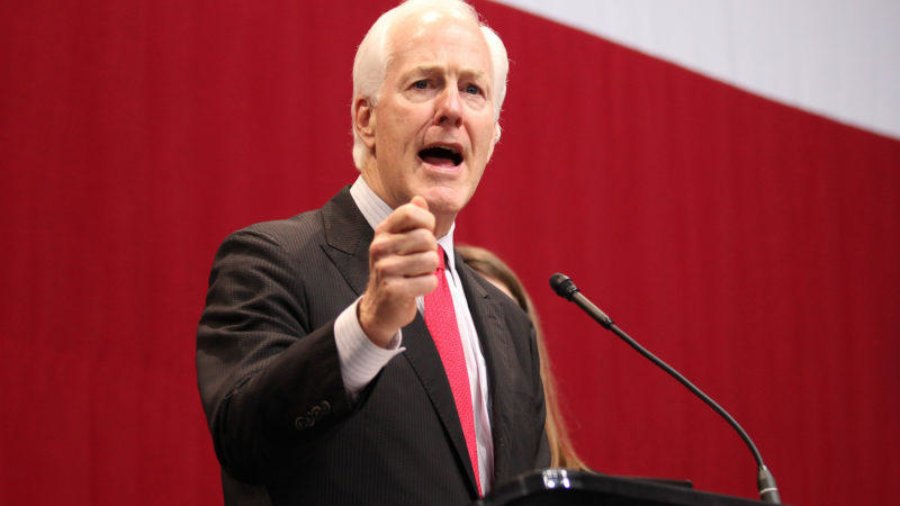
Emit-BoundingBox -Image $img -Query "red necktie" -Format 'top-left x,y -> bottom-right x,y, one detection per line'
424,249 -> 482,496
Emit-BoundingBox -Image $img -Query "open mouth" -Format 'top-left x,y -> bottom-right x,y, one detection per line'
418,145 -> 463,167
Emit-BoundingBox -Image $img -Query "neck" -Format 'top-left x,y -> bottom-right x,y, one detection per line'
434,219 -> 453,240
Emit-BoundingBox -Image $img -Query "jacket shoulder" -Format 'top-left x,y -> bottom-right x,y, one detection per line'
226,209 -> 325,255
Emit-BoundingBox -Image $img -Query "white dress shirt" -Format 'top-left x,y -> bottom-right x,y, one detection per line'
333,176 -> 494,492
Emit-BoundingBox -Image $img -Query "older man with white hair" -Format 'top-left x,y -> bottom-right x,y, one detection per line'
197,1 -> 549,504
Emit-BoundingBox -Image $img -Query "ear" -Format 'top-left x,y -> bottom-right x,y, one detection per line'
485,123 -> 501,162
354,97 -> 377,149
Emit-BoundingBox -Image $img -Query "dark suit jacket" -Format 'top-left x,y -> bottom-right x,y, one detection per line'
197,187 -> 549,505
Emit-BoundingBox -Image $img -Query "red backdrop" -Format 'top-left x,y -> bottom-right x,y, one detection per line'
2,1 -> 898,505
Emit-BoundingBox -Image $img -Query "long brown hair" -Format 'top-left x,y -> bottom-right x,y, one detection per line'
457,244 -> 588,470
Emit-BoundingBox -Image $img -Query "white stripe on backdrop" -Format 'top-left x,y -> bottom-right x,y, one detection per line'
492,0 -> 900,140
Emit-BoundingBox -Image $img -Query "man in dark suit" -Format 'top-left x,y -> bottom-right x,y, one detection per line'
197,1 -> 549,504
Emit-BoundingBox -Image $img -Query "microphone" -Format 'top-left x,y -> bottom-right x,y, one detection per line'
549,273 -> 782,504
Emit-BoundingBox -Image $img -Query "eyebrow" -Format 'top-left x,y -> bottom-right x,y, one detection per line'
406,64 -> 489,82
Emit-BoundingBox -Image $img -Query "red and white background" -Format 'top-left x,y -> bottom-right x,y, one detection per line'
2,1 -> 898,504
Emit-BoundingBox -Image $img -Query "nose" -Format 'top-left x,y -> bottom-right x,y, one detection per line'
434,85 -> 463,128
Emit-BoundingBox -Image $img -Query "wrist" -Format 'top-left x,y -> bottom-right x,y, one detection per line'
357,297 -> 396,348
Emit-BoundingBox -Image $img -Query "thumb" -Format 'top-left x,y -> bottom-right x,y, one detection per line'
410,195 -> 429,211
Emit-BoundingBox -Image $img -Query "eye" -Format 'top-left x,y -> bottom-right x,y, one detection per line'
412,79 -> 430,90
464,83 -> 482,95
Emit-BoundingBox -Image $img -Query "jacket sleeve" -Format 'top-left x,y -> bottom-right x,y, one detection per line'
196,227 -> 354,484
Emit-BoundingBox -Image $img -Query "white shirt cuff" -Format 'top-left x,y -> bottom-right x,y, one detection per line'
334,298 -> 405,397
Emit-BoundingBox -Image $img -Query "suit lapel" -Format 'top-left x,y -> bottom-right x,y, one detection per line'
399,315 -> 479,494
320,187 -> 372,295
319,188 -> 479,495
455,255 -> 519,485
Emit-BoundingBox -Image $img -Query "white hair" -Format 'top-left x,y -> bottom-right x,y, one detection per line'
350,0 -> 509,170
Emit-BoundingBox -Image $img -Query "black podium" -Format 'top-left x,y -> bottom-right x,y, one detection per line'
477,469 -> 774,506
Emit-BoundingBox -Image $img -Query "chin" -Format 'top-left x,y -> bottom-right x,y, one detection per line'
427,193 -> 473,220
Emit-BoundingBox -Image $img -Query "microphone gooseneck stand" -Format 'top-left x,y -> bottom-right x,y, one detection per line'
549,273 -> 781,504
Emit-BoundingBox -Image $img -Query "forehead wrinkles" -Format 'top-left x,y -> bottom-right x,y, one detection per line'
384,14 -> 493,83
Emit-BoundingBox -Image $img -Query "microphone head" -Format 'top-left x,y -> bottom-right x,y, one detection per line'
549,273 -> 579,300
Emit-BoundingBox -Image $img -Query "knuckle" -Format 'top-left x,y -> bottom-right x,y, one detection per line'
422,210 -> 436,228
381,277 -> 404,297
372,258 -> 395,278
369,236 -> 387,256
410,229 -> 437,251
420,228 -> 437,242
394,205 -> 413,221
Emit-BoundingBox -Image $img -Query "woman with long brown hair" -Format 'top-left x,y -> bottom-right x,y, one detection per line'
457,245 -> 588,470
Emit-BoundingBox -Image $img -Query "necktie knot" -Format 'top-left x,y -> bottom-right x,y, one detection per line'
436,247 -> 447,272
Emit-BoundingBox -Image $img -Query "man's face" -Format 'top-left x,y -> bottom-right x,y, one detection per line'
358,13 -> 498,232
